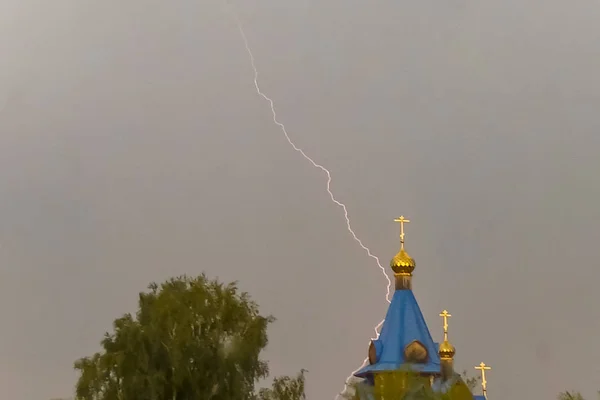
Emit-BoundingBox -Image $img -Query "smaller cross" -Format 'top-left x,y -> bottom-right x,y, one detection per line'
474,362 -> 491,398
439,310 -> 452,339
393,216 -> 411,248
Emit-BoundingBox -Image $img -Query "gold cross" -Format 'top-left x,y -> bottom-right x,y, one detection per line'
439,310 -> 452,339
474,362 -> 491,398
394,216 -> 411,248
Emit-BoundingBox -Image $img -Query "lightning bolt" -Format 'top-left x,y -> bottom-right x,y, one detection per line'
223,4 -> 392,399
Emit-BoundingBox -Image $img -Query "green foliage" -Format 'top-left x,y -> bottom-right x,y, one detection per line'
256,370 -> 307,400
396,369 -> 447,400
460,370 -> 480,391
74,274 -> 292,400
558,392 -> 585,400
345,366 -> 479,400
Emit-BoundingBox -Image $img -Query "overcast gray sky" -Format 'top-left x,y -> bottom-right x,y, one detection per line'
2,0 -> 600,399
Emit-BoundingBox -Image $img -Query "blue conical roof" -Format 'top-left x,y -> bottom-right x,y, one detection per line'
355,289 -> 441,377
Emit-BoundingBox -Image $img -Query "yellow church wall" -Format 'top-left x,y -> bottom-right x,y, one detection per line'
374,371 -> 432,400
447,378 -> 475,400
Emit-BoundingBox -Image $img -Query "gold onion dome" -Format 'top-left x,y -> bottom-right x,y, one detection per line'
438,339 -> 456,360
390,248 -> 416,275
391,216 -> 415,275
438,310 -> 455,360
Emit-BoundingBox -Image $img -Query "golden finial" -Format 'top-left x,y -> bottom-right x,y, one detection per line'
391,216 -> 415,275
475,362 -> 491,398
438,309 -> 455,360
439,310 -> 451,338
394,216 -> 410,249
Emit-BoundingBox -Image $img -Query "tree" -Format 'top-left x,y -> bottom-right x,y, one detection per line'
559,392 -> 585,400
74,274 -> 305,400
256,370 -> 307,400
460,370 -> 480,391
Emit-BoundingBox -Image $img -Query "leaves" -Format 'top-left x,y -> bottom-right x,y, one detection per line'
74,274 -> 280,400
257,370 -> 307,400
460,370 -> 480,391
559,392 -> 586,400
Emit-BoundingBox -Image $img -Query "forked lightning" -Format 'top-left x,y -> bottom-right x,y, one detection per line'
224,4 -> 391,398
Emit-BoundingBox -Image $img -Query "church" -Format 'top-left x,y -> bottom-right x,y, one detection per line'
343,217 -> 491,400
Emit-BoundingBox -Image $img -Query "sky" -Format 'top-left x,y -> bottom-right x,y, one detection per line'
1,0 -> 600,399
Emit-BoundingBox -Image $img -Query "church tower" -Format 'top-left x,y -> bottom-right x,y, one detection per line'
354,217 -> 441,398
431,310 -> 473,400
349,217 -> 492,400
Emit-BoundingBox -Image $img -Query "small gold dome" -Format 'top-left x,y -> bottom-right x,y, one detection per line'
438,340 -> 456,360
390,248 -> 416,275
